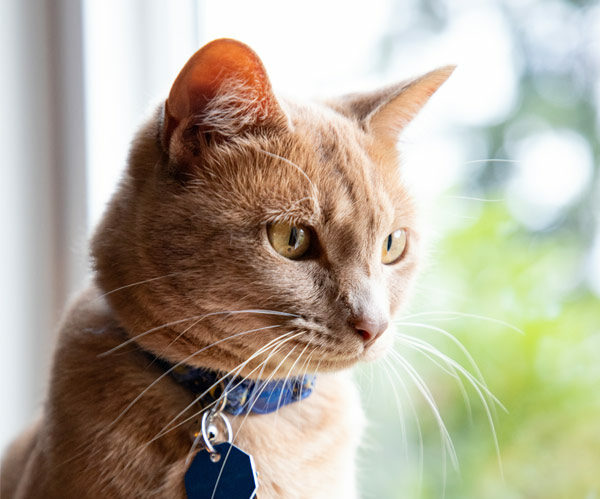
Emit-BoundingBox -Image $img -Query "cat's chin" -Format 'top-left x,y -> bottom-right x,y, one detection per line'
361,330 -> 394,363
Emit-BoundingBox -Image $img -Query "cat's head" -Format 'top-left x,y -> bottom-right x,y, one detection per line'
92,38 -> 453,376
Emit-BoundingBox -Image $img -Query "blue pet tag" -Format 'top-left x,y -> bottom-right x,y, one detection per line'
185,442 -> 258,499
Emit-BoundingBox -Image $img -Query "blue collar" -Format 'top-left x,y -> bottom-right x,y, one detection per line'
149,356 -> 316,416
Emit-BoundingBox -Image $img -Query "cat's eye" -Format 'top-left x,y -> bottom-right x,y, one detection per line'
381,229 -> 408,265
267,222 -> 311,260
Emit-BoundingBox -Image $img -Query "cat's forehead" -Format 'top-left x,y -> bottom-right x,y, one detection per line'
191,100 -> 414,244
281,103 -> 409,230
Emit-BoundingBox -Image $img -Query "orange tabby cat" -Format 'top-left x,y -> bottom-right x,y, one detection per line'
1,39 -> 453,498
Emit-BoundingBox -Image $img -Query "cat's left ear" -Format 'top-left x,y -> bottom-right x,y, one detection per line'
334,66 -> 455,145
162,38 -> 288,150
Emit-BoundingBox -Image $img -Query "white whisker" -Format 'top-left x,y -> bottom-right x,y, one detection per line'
445,195 -> 502,203
396,321 -> 496,393
395,319 -> 505,424
396,311 -> 524,335
108,324 -> 284,427
397,341 -> 474,420
463,158 -> 520,165
381,356 -> 424,491
387,350 -> 459,471
257,149 -> 320,208
151,331 -> 305,443
95,271 -> 193,301
396,333 -> 505,478
379,359 -> 409,462
395,333 -> 505,411
99,308 -> 300,356
276,340 -> 312,416
208,344 -> 299,499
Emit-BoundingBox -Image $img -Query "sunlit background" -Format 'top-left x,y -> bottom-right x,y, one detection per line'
2,0 -> 599,497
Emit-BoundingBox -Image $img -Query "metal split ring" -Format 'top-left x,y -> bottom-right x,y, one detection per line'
200,410 -> 232,454
213,387 -> 228,414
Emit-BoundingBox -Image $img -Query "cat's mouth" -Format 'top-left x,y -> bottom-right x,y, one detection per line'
287,318 -> 393,363
272,324 -> 393,372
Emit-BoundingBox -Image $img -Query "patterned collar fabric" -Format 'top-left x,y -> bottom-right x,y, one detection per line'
148,355 -> 316,416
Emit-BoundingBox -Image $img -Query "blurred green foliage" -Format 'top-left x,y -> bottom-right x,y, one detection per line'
357,0 -> 600,497
359,203 -> 600,498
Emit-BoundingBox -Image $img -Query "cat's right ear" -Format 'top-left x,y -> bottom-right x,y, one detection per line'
162,38 -> 288,153
331,66 -> 455,147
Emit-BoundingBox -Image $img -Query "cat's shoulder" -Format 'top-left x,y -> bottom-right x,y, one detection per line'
48,285 -> 168,416
54,285 -> 131,357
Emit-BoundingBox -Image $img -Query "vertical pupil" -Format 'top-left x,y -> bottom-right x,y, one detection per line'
386,234 -> 393,252
288,226 -> 298,247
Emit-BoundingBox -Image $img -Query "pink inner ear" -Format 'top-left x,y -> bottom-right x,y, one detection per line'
163,38 -> 279,144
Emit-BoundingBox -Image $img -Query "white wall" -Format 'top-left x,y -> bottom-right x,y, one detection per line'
0,0 -> 200,455
0,0 -> 86,452
85,0 -> 200,228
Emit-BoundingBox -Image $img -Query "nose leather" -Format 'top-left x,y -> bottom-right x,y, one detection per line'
352,314 -> 389,344
344,275 -> 389,344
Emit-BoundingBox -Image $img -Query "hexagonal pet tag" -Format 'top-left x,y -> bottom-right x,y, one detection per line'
185,442 -> 258,499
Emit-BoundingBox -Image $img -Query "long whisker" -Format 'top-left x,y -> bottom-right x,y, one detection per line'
95,270 -> 195,301
294,344 -> 319,432
387,350 -> 459,471
462,158 -> 520,165
395,312 -> 524,335
104,331 -> 297,491
381,355 -> 424,491
61,325 -> 301,486
108,324 -> 284,427
99,314 -> 204,357
107,335 -> 292,491
379,358 -> 409,462
158,315 -> 206,358
186,341 -> 300,469
444,195 -> 502,203
99,308 -> 300,356
257,149 -> 318,193
267,339 -> 315,432
395,319 -> 504,423
395,338 -> 474,421
276,340 -> 312,416
151,331 -> 305,443
395,321 -> 494,396
155,337 -> 291,467
156,336 -> 293,444
396,334 -> 505,478
395,333 -> 505,411
210,345 -> 299,499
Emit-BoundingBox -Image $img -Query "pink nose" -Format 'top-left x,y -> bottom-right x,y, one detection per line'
352,315 -> 389,344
